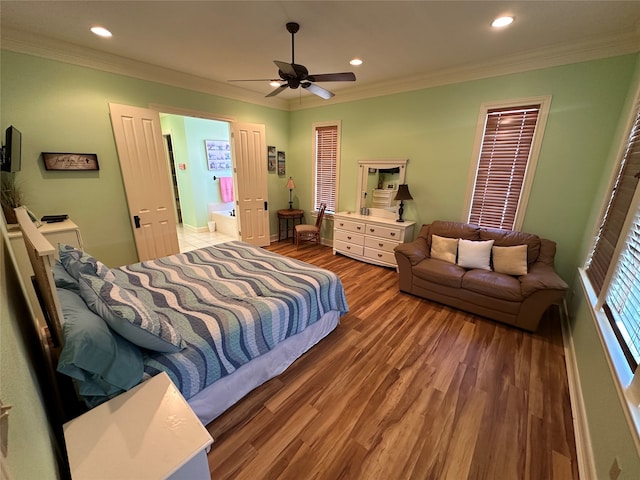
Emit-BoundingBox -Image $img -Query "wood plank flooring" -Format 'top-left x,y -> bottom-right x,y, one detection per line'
206,241 -> 578,480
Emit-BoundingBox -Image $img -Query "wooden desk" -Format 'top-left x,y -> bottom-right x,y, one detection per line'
277,209 -> 304,242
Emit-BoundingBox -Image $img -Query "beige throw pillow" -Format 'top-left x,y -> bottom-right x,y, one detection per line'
430,234 -> 458,264
457,239 -> 494,270
493,245 -> 528,276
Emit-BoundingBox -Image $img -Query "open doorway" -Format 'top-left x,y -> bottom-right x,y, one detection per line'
159,114 -> 239,252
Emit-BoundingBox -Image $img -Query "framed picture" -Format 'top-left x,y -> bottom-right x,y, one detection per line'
267,145 -> 276,172
43,152 -> 99,171
277,151 -> 285,175
205,140 -> 231,170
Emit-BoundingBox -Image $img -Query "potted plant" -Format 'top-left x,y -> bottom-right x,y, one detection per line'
1,173 -> 24,225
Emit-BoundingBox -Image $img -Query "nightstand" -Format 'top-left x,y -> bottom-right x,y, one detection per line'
63,372 -> 213,479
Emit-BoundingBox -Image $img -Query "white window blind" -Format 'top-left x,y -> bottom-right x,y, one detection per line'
314,124 -> 338,213
468,105 -> 541,230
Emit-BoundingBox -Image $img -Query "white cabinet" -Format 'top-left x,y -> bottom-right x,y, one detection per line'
333,212 -> 414,268
8,219 -> 83,315
64,372 -> 213,480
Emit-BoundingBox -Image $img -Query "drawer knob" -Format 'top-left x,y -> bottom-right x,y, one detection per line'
370,228 -> 375,233
390,232 -> 396,237
339,223 -> 344,227
378,243 -> 383,247
347,246 -> 351,250
378,253 -> 382,258
357,226 -> 362,230
347,236 -> 352,240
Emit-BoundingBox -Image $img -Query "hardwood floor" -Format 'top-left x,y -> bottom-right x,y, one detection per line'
206,241 -> 578,480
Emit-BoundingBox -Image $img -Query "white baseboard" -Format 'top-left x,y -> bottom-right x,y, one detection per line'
560,301 -> 597,480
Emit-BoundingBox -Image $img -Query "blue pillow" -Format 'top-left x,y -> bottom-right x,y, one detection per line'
52,260 -> 80,294
56,288 -> 143,398
78,274 -> 184,353
58,244 -> 114,282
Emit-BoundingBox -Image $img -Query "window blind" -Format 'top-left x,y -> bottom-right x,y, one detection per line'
586,103 -> 640,294
315,125 -> 338,213
469,105 -> 541,230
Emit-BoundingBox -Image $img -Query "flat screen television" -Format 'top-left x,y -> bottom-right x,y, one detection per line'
1,126 -> 22,172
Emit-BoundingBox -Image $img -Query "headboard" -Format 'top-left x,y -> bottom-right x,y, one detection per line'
15,206 -> 64,348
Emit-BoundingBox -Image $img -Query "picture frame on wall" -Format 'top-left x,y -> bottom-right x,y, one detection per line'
205,139 -> 231,170
267,145 -> 276,172
277,151 -> 285,175
42,152 -> 99,171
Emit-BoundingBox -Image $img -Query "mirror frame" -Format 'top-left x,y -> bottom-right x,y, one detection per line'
357,159 -> 408,219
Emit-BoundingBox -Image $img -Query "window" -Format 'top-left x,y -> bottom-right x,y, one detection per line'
586,96 -> 640,371
313,122 -> 341,214
466,97 -> 551,230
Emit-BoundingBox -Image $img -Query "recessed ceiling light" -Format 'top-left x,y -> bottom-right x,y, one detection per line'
350,58 -> 363,66
91,26 -> 112,37
491,16 -> 514,28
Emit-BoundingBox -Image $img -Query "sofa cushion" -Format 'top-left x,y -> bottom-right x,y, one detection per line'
492,245 -> 528,276
413,259 -> 466,288
479,227 -> 540,265
427,221 -> 480,251
457,239 -> 494,270
430,235 -> 458,264
462,270 -> 524,301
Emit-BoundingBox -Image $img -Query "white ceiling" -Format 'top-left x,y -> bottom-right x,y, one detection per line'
1,1 -> 639,109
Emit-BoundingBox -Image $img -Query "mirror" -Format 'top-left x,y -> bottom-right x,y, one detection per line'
356,159 -> 408,219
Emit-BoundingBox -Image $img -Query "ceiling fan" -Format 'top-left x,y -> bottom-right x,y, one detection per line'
229,22 -> 356,99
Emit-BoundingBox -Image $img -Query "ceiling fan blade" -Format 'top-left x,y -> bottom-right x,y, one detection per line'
274,60 -> 296,77
229,78 -> 279,82
308,72 -> 356,82
302,82 -> 334,100
266,85 -> 288,98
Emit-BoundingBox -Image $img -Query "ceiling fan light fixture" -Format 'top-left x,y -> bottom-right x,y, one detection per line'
491,16 -> 514,28
350,58 -> 363,66
270,81 -> 281,87
90,26 -> 112,37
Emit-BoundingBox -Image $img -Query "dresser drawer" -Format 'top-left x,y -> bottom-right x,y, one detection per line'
364,247 -> 397,265
335,229 -> 364,246
364,236 -> 399,253
335,219 -> 365,234
365,224 -> 402,241
334,239 -> 364,257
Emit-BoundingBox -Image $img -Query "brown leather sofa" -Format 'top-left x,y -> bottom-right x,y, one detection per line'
394,221 -> 568,331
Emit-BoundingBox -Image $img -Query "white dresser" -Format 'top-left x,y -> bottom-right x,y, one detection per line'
8,219 -> 83,315
333,212 -> 415,268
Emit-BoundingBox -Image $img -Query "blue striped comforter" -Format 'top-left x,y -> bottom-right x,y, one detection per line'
111,241 -> 348,399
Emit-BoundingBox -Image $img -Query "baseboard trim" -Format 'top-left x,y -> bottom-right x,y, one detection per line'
560,301 -> 597,480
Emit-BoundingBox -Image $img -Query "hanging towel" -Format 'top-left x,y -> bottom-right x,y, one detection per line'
219,177 -> 234,202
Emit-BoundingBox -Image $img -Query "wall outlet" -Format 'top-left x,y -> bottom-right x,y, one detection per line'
609,457 -> 622,480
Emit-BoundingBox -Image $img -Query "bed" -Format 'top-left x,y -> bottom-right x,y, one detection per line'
15,207 -> 348,425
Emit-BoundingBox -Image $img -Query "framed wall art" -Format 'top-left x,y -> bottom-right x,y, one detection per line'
277,151 -> 285,175
43,152 -> 99,171
267,145 -> 276,172
205,140 -> 231,171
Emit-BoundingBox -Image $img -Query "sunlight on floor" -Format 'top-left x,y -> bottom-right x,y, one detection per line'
176,224 -> 237,252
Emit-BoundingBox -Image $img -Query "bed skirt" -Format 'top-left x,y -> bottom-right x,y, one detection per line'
187,310 -> 340,426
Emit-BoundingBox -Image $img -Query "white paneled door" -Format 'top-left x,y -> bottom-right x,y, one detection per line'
233,122 -> 270,246
109,103 -> 180,261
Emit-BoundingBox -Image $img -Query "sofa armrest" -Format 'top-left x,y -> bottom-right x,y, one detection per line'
394,238 -> 429,266
520,262 -> 568,297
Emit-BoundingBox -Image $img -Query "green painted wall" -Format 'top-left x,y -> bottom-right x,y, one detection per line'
2,47 -> 640,478
0,51 -> 288,267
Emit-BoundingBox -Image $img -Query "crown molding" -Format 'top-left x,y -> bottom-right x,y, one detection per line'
2,27 -> 638,113
0,28 -> 290,111
288,30 -> 640,111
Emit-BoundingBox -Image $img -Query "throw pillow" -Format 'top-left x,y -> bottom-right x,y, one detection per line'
493,245 -> 528,276
457,239 -> 494,270
59,244 -> 115,282
78,273 -> 184,353
430,234 -> 458,264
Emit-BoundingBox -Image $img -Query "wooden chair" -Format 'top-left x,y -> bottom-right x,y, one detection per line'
294,203 -> 326,248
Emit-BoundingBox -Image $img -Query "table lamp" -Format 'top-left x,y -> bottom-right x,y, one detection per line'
393,184 -> 413,222
286,177 -> 296,209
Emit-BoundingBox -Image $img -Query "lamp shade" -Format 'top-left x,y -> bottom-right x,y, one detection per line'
286,177 -> 296,189
394,184 -> 413,201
